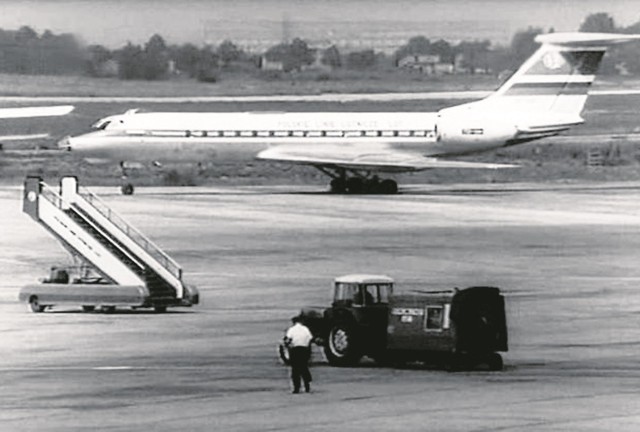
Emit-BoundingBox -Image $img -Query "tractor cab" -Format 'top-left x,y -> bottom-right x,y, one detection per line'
332,274 -> 394,308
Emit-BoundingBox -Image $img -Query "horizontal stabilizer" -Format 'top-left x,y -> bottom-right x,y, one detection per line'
514,116 -> 584,140
0,133 -> 50,141
535,32 -> 640,47
0,105 -> 74,119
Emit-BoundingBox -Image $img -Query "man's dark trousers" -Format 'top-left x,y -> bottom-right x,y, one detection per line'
289,346 -> 312,393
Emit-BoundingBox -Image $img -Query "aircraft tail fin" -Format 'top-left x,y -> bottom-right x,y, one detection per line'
444,33 -> 640,120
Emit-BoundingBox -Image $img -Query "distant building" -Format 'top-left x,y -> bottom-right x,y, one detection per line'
453,53 -> 469,74
260,56 -> 284,71
167,59 -> 177,75
434,62 -> 455,74
454,52 -> 493,75
397,54 -> 452,75
301,49 -> 333,72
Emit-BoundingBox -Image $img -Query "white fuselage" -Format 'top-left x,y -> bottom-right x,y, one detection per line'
64,110 -> 518,164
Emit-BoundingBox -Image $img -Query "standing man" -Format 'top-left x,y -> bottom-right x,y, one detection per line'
284,315 -> 313,394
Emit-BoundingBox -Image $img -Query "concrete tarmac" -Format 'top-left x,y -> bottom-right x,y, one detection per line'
1,182 -> 640,431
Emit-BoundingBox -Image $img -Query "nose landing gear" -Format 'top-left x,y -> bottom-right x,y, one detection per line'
121,183 -> 135,195
119,161 -> 135,195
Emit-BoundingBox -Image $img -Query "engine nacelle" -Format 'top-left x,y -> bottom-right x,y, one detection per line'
435,111 -> 518,154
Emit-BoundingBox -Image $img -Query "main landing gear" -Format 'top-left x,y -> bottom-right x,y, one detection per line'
319,168 -> 398,194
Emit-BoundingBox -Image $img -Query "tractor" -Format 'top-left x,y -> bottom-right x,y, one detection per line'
279,274 -> 507,370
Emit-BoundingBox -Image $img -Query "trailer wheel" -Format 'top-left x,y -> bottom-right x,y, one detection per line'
446,354 -> 467,372
101,306 -> 116,313
82,305 -> 95,312
324,323 -> 361,366
372,352 -> 401,368
28,296 -> 46,313
487,353 -> 503,371
154,306 -> 167,313
278,343 -> 291,365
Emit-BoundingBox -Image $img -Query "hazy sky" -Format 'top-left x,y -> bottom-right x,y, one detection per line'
1,0 -> 639,47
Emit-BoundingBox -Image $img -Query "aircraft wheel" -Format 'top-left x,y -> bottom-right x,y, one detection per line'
364,177 -> 380,194
379,179 -> 398,194
82,305 -> 95,312
345,177 -> 364,194
121,183 -> 135,195
330,178 -> 347,194
28,296 -> 46,313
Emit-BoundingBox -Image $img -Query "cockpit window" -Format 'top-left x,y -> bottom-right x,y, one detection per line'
94,120 -> 111,130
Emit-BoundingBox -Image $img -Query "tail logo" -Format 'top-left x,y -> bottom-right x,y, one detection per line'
542,51 -> 564,70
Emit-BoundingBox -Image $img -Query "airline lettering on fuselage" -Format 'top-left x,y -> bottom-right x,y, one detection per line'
276,119 -> 388,130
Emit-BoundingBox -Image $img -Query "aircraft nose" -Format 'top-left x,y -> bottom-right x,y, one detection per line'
57,136 -> 71,151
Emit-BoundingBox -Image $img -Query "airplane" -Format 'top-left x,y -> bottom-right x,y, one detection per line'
0,105 -> 74,142
59,33 -> 640,195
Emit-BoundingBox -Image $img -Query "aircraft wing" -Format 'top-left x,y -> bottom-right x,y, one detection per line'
0,133 -> 50,141
257,144 -> 517,172
0,105 -> 74,119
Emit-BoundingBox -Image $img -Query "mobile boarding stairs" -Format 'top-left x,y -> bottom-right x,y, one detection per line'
19,176 -> 199,312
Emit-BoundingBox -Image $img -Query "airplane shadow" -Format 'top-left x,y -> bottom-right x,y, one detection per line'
97,183 -> 640,198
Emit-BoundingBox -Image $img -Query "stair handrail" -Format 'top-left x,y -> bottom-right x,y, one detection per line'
40,181 -> 146,273
40,181 -> 63,208
76,186 -> 182,281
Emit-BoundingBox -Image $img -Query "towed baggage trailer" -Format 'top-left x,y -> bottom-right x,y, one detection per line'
279,275 -> 508,370
386,287 -> 508,370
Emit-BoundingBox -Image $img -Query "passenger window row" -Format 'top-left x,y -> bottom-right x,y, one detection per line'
145,130 -> 435,138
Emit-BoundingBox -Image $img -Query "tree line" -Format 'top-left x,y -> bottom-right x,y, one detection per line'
2,12 -> 640,81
